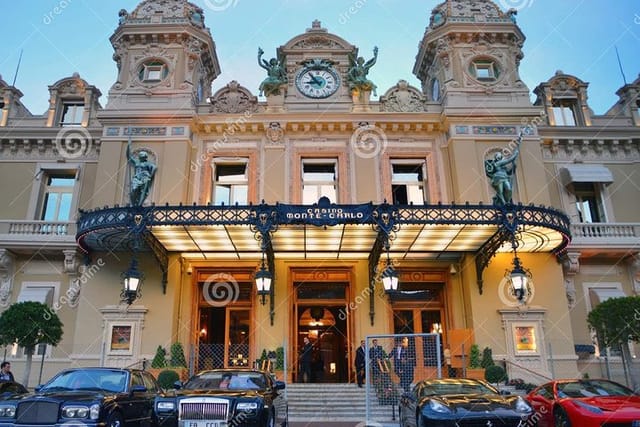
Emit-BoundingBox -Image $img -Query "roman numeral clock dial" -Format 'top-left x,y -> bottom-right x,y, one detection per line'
295,63 -> 340,99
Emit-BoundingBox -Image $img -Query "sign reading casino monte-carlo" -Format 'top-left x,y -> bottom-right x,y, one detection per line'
279,202 -> 372,226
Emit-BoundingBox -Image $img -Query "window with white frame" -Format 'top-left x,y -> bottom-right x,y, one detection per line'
302,159 -> 338,204
573,182 -> 606,223
552,99 -> 577,126
27,165 -> 81,234
391,160 -> 427,205
212,160 -> 248,205
11,283 -> 59,358
138,60 -> 168,82
470,59 -> 500,82
59,103 -> 84,126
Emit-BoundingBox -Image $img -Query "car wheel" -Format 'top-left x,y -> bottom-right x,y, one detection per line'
106,412 -> 124,427
554,407 -> 572,427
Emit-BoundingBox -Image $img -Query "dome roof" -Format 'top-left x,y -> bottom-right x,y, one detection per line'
124,0 -> 205,27
428,0 -> 516,30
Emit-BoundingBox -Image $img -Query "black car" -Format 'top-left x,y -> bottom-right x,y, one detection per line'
399,378 -> 533,427
0,382 -> 28,399
0,367 -> 160,427
154,369 -> 288,427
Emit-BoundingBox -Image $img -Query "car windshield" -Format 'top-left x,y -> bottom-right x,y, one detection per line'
420,380 -> 496,397
557,380 -> 635,398
184,371 -> 266,391
41,369 -> 128,393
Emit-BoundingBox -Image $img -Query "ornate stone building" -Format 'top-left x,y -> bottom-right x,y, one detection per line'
0,0 -> 638,389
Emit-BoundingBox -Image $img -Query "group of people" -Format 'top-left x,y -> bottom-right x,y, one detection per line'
355,337 -> 415,392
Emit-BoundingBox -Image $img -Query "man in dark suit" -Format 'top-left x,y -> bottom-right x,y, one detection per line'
393,337 -> 414,392
299,337 -> 313,383
355,340 -> 366,387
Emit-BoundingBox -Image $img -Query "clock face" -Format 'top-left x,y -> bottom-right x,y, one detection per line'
295,67 -> 340,98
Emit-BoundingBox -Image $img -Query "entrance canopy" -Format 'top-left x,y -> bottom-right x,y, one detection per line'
76,199 -> 570,293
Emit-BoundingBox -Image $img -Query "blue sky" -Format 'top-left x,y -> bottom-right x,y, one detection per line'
2,1 -> 639,115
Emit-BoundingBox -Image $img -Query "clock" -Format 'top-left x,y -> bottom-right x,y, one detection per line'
295,64 -> 340,99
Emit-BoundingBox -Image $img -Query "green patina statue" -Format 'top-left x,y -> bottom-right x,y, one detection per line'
484,131 -> 523,205
257,47 -> 287,97
127,136 -> 157,206
347,46 -> 379,96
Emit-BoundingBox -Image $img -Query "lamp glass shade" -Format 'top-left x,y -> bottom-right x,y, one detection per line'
255,267 -> 272,294
124,276 -> 140,292
381,265 -> 399,292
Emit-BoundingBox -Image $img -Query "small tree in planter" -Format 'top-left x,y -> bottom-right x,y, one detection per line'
485,365 -> 507,386
466,344 -> 485,379
170,342 -> 187,368
481,347 -> 495,369
151,345 -> 167,368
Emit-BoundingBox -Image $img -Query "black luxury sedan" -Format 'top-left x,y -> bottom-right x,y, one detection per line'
399,378 -> 533,427
154,369 -> 288,427
0,367 -> 161,427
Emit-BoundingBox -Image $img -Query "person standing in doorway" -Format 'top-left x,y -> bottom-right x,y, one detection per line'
0,362 -> 14,382
355,340 -> 366,388
299,337 -> 313,383
393,337 -> 414,392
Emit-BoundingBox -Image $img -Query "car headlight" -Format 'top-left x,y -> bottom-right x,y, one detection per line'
156,401 -> 176,411
62,406 -> 90,418
0,405 -> 16,418
428,399 -> 451,414
573,399 -> 603,414
89,404 -> 100,420
514,396 -> 532,413
236,402 -> 258,411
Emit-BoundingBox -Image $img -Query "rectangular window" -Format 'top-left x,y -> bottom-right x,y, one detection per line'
302,159 -> 337,204
391,161 -> 427,205
552,100 -> 577,126
573,182 -> 605,223
41,174 -> 75,222
471,60 -> 498,81
60,103 -> 84,126
212,161 -> 248,205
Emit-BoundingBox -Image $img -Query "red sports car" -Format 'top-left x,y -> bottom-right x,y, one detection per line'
527,378 -> 640,427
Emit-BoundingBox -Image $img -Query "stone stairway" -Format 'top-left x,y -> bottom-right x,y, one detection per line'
285,383 -> 399,423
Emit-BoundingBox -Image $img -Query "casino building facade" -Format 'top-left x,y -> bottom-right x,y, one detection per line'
0,0 -> 638,387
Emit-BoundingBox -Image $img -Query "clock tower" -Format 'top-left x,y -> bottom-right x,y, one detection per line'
275,20 -> 363,111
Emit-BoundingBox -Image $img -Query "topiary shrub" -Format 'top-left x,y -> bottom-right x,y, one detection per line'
157,369 -> 180,389
485,365 -> 507,384
469,344 -> 481,368
275,346 -> 284,370
170,342 -> 187,367
481,347 -> 495,369
151,345 -> 167,368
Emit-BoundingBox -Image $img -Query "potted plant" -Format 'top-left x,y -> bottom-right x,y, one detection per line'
466,344 -> 485,379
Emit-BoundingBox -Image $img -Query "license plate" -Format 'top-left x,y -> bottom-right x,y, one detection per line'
183,422 -> 227,427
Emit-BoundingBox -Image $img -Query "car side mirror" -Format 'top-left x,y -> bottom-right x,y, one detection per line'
173,381 -> 183,390
131,385 -> 147,394
34,385 -> 43,393
274,381 -> 286,391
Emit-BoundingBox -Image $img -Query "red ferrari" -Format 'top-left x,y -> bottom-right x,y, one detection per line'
527,378 -> 640,427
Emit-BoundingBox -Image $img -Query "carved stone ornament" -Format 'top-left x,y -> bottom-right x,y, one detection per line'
564,278 -> 577,309
629,253 -> 640,294
209,80 -> 258,114
290,35 -> 344,51
63,249 -> 81,275
265,122 -> 284,144
0,249 -> 16,308
380,80 -> 426,112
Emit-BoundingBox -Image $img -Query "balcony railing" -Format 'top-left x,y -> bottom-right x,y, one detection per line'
569,223 -> 640,248
0,220 -> 76,247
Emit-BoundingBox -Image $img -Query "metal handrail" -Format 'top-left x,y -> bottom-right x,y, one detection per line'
502,358 -> 552,382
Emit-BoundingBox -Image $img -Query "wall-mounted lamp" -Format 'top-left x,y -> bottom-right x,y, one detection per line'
509,255 -> 531,302
381,246 -> 398,293
121,258 -> 143,305
255,253 -> 272,305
